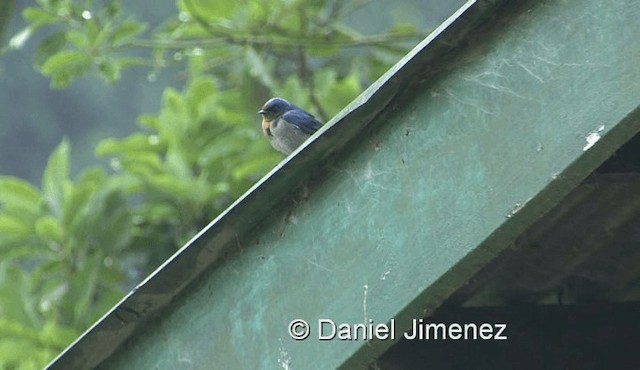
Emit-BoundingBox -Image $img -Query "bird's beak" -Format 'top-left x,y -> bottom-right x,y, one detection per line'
257,109 -> 266,115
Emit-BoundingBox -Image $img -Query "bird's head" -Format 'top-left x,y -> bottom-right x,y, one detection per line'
258,97 -> 293,122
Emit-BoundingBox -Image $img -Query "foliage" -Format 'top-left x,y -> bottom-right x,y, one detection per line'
13,0 -> 417,117
0,141 -> 126,368
0,0 -> 421,367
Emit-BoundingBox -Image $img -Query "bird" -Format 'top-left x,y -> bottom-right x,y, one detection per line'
258,97 -> 323,155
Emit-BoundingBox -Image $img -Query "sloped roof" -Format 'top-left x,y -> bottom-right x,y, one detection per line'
48,0 -> 640,368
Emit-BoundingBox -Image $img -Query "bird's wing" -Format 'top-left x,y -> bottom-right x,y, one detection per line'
282,109 -> 322,135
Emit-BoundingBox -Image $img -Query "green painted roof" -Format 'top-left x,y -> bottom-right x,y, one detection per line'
48,0 -> 640,368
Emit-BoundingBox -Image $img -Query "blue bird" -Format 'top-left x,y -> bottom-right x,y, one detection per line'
258,97 -> 323,155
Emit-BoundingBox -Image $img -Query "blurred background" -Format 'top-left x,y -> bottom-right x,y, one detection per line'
0,0 -> 464,367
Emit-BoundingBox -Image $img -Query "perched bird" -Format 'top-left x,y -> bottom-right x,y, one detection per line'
258,97 -> 322,155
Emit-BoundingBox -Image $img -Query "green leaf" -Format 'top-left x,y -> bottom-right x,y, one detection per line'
86,189 -> 132,252
314,69 -> 361,117
182,0 -> 239,22
97,210 -> 132,252
62,168 -> 108,229
35,216 -> 64,244
69,252 -> 102,326
279,76 -> 309,109
0,215 -> 31,241
165,143 -> 192,178
164,88 -> 186,116
110,20 -> 146,46
186,77 -> 217,118
138,114 -> 160,130
22,7 -> 58,29
96,134 -> 162,157
118,154 -> 164,176
0,318 -> 55,368
0,177 -> 41,215
34,31 -> 67,67
146,174 -> 192,199
41,50 -> 92,88
65,30 -> 88,49
0,319 -> 38,346
0,264 -> 40,327
85,18 -> 103,45
37,273 -> 67,316
137,203 -> 178,223
76,166 -> 108,186
61,180 -> 96,230
41,140 -> 69,217
39,320 -> 79,349
98,59 -> 120,83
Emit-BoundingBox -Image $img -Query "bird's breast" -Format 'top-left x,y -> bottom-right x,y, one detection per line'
261,118 -> 273,136
266,117 -> 313,155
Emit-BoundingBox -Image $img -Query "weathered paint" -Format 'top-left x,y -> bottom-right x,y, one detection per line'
50,0 -> 640,368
